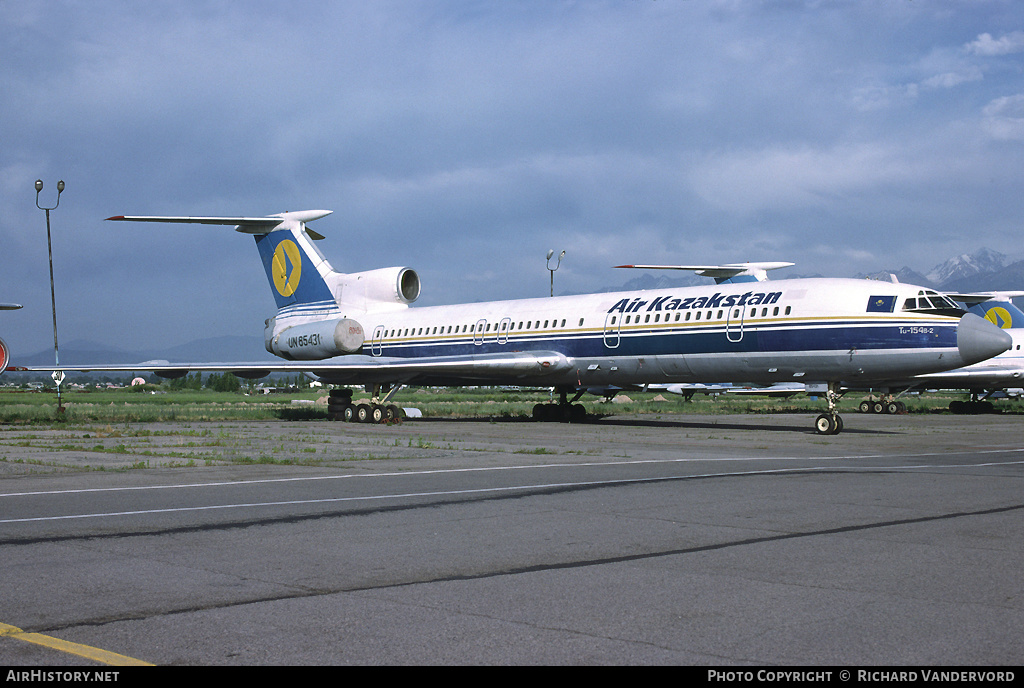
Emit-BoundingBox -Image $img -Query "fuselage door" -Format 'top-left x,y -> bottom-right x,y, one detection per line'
726,307 -> 744,343
603,312 -> 621,349
497,317 -> 512,344
474,319 -> 487,346
371,325 -> 385,356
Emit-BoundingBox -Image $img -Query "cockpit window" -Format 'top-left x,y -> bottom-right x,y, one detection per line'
901,291 -> 965,317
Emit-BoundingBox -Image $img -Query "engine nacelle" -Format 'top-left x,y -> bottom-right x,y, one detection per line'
339,267 -> 420,309
270,318 -> 365,360
0,337 -> 10,376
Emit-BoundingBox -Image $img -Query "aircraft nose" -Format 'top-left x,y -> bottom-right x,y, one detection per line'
957,312 -> 1012,365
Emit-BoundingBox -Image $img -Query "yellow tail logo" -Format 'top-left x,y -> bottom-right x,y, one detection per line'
272,239 -> 302,297
984,306 -> 1013,329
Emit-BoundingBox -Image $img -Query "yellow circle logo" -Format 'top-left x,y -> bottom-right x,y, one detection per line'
985,306 -> 1012,329
272,240 -> 302,297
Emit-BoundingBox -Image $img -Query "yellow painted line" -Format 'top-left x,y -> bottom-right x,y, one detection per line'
0,622 -> 153,666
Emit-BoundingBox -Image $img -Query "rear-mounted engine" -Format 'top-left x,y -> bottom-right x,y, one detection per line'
269,318 -> 365,360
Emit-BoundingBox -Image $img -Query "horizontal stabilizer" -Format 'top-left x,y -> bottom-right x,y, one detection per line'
107,210 -> 332,239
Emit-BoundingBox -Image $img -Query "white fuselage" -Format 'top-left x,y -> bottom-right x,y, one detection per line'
266,277 -> 1002,388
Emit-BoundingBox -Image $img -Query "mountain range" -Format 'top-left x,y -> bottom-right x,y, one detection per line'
14,248 -> 1023,367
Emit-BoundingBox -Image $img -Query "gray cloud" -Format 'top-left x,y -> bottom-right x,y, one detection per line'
2,0 -> 1023,356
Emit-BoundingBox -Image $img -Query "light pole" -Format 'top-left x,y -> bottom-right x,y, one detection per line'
35,179 -> 65,415
546,249 -> 565,297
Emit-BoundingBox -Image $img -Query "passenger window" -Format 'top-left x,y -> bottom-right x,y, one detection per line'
785,306 -> 791,315
773,307 -> 779,316
685,312 -> 691,321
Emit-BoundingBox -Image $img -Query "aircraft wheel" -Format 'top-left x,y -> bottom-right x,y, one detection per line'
532,403 -> 550,421
871,402 -> 884,414
385,404 -> 401,423
859,401 -> 871,413
814,413 -> 841,435
371,404 -> 385,423
886,402 -> 900,415
355,404 -> 372,423
342,405 -> 356,423
570,404 -> 587,422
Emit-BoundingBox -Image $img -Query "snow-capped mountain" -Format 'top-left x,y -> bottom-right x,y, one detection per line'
925,248 -> 1008,286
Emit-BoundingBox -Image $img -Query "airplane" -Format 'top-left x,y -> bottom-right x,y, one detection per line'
1,302 -> 22,376
20,209 -> 1011,434
855,291 -> 1024,414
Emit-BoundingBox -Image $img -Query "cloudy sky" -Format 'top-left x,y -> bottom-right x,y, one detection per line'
2,0 -> 1023,357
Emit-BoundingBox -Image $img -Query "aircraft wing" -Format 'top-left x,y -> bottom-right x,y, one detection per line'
0,303 -> 23,310
913,364 -> 1024,387
614,262 -> 794,283
945,291 -> 1024,304
20,351 -> 575,387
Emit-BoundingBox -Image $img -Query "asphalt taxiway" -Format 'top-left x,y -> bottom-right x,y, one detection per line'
1,412 -> 1022,665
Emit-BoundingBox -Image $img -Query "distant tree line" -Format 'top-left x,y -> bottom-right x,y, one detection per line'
3,370 -> 312,392
166,372 -> 241,392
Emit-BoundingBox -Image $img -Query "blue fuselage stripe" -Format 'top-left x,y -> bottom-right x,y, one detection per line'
367,321 -> 958,359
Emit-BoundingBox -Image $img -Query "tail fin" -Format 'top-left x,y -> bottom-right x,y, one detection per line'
949,291 -> 1024,330
108,210 -> 340,311
107,210 -> 419,315
253,216 -> 338,311
968,300 -> 1024,330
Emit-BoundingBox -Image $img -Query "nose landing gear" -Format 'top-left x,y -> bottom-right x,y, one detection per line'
814,382 -> 844,435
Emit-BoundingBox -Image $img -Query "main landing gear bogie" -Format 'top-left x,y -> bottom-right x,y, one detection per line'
858,397 -> 906,415
327,388 -> 402,424
949,399 -> 995,415
533,387 -> 591,423
532,402 -> 589,423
